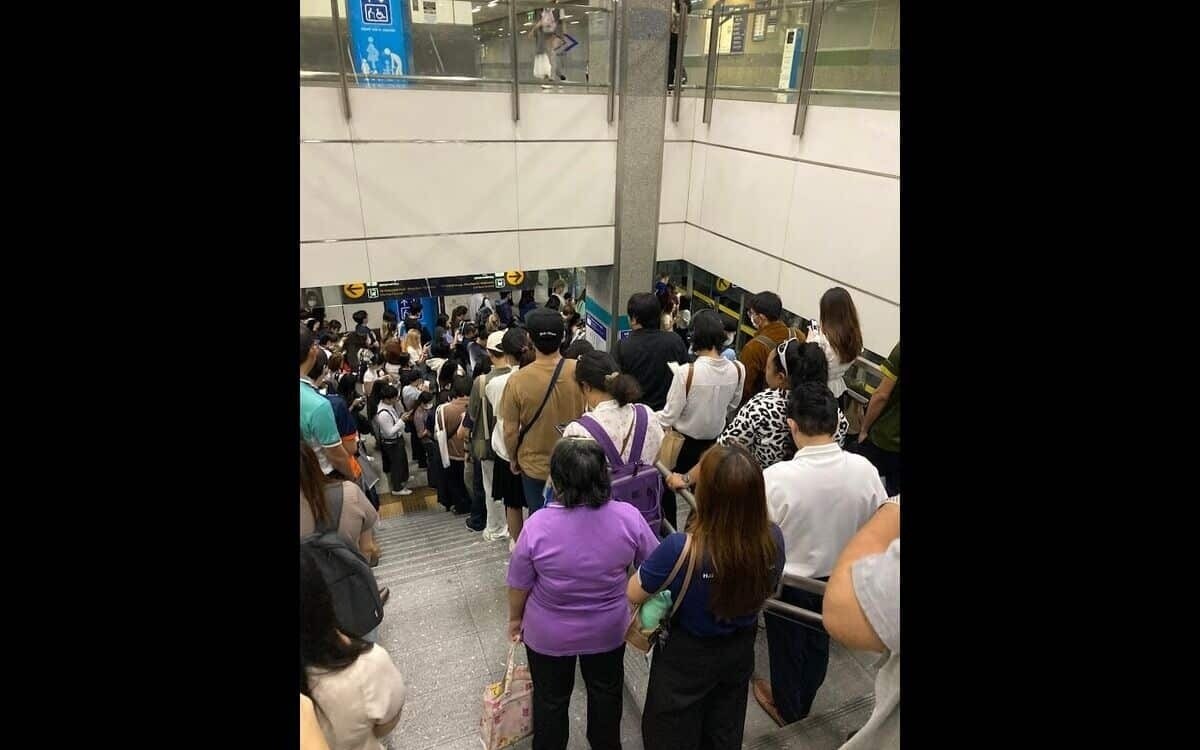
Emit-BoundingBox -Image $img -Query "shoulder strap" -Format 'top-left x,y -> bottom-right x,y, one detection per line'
628,404 -> 649,464
684,363 -> 696,397
476,375 -> 492,438
650,533 -> 692,595
577,414 -> 625,467
733,360 -> 745,395
318,482 -> 344,535
518,357 -> 568,448
668,534 -> 701,619
752,333 -> 779,350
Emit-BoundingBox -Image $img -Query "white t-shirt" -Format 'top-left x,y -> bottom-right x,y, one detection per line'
561,400 -> 663,466
809,327 -> 853,398
486,365 -> 519,460
307,644 -> 407,750
656,356 -> 744,440
763,442 -> 887,578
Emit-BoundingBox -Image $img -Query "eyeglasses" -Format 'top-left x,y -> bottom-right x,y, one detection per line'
776,338 -> 797,377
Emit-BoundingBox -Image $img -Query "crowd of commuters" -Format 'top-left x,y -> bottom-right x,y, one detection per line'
299,280 -> 900,749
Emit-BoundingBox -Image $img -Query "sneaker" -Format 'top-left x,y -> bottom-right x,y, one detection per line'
482,528 -> 510,543
392,488 -> 413,496
465,518 -> 486,532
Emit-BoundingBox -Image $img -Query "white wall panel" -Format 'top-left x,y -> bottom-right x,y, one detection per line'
656,223 -> 685,261
354,142 -> 519,236
516,141 -> 615,229
348,89 -> 515,141
300,86 -> 351,141
516,94 -> 617,141
686,142 -> 707,225
778,263 -> 899,356
664,97 -> 696,142
520,226 -> 613,270
367,232 -> 520,280
659,141 -> 692,223
683,224 -> 781,295
300,241 -> 370,287
699,146 -> 794,255
783,162 -> 899,303
300,143 -> 365,241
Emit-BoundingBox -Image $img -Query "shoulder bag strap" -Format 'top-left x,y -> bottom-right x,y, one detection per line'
318,482 -> 344,535
517,357 -> 567,450
628,404 -> 649,464
577,414 -> 625,467
684,362 -> 696,397
667,534 -> 700,618
650,533 -> 693,595
733,360 -> 745,396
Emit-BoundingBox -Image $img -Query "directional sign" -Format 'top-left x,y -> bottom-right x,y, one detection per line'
557,34 -> 578,54
343,282 -> 367,300
505,270 -> 526,286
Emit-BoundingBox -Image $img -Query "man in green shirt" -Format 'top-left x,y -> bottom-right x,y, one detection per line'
856,341 -> 900,496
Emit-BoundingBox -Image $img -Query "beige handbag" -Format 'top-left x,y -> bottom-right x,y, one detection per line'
657,365 -> 696,469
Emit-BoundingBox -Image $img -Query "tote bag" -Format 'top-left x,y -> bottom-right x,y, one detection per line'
480,640 -> 533,749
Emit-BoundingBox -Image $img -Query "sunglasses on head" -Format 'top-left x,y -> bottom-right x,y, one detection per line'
776,338 -> 798,377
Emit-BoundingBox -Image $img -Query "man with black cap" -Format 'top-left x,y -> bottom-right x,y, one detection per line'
500,307 -> 587,517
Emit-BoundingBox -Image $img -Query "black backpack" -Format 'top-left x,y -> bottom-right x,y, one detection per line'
301,483 -> 384,639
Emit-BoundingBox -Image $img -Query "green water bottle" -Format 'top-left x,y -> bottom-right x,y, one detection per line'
639,590 -> 673,630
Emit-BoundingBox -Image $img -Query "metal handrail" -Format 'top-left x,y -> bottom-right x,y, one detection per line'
653,460 -> 827,632
671,0 -> 687,122
793,0 -> 825,136
328,0 -> 351,121
508,0 -> 520,121
608,0 -> 620,123
702,0 -> 723,124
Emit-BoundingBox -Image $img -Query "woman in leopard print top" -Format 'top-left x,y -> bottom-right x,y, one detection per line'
667,341 -> 847,488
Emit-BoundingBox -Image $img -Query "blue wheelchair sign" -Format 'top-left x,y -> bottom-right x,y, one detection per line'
362,0 -> 391,24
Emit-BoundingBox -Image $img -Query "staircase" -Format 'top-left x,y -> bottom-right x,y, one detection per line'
369,505 -> 877,750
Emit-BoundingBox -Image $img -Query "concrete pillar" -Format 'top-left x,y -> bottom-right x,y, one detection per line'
595,0 -> 670,350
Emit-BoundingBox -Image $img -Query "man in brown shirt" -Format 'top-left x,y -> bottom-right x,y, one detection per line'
500,307 -> 586,514
739,290 -> 806,404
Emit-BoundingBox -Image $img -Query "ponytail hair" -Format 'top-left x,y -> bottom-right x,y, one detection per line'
787,341 -> 829,390
575,350 -> 642,406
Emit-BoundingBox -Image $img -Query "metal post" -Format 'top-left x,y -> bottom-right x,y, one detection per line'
508,0 -> 520,122
329,0 -> 352,121
792,0 -> 825,136
701,2 -> 722,124
671,0 -> 687,122
607,2 -> 620,124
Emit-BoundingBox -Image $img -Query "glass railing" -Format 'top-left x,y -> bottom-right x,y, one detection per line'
674,0 -> 899,120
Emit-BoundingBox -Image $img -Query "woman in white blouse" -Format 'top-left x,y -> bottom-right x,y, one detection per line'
404,329 -> 425,367
656,310 -> 744,529
302,546 -> 406,750
808,287 -> 863,402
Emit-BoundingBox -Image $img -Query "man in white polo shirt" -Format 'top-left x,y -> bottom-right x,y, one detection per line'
752,382 -> 887,727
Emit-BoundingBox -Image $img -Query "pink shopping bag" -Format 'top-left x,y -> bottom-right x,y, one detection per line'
479,640 -> 533,749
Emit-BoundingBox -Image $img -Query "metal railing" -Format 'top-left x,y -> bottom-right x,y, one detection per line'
653,460 -> 826,633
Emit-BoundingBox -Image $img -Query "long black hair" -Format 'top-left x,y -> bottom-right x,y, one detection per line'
574,350 -> 641,406
300,545 -> 372,698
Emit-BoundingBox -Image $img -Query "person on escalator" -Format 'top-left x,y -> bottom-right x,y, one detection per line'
751,383 -> 887,727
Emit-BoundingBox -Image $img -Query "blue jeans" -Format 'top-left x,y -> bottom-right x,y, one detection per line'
522,475 -> 547,514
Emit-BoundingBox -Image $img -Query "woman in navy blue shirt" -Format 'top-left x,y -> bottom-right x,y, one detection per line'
628,444 -> 784,749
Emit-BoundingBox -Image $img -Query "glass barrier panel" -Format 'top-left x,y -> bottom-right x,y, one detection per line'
513,1 -> 613,93
810,0 -> 899,98
300,0 -> 351,83
677,9 -> 710,95
711,1 -> 809,103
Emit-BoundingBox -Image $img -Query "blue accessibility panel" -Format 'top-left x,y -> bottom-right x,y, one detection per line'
348,0 -> 410,88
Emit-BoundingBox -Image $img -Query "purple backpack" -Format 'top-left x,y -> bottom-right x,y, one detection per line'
576,405 -> 663,533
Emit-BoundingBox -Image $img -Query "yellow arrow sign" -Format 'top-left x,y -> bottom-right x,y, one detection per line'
504,270 -> 526,286
343,283 -> 366,299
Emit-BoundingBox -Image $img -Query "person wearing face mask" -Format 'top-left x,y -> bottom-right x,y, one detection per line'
738,292 -> 805,405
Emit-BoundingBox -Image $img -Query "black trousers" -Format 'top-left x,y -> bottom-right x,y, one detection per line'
850,439 -> 901,497
445,459 -> 471,513
525,643 -> 625,750
410,427 -> 426,468
765,582 -> 829,723
663,435 -> 716,532
424,438 -> 447,504
379,439 -> 409,490
468,457 -> 487,526
642,625 -> 756,750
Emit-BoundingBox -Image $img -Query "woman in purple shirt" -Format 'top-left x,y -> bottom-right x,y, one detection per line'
507,439 -> 660,750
